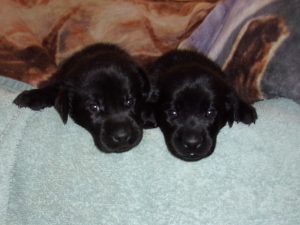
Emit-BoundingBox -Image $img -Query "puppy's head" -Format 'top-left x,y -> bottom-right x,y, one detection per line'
56,63 -> 149,153
156,65 -> 257,161
14,44 -> 150,153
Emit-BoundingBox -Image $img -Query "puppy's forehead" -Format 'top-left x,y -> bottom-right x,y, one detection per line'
164,74 -> 216,99
91,75 -> 128,92
174,85 -> 213,110
160,73 -> 228,116
77,67 -> 136,94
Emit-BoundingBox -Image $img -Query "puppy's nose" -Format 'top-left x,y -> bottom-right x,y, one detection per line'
182,134 -> 202,150
112,128 -> 131,144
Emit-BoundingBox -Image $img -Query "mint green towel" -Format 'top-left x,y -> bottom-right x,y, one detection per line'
0,76 -> 300,225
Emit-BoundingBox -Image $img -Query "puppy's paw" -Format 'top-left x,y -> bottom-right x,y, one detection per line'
226,91 -> 258,126
238,103 -> 257,125
13,90 -> 53,111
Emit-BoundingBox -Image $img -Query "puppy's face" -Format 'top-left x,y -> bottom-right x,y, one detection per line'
58,66 -> 146,153
156,66 -> 257,161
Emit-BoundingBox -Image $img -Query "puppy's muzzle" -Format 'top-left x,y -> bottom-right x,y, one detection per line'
101,116 -> 142,153
172,128 -> 211,161
182,132 -> 203,151
111,127 -> 131,144
180,130 -> 203,156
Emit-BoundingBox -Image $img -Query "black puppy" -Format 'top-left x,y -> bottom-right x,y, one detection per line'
14,43 -> 150,153
148,50 -> 257,161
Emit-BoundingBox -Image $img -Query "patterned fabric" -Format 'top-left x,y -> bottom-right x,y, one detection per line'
0,0 -> 299,103
0,0 -> 218,85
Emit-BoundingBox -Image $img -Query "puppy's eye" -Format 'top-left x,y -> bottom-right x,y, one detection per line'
167,109 -> 178,119
89,104 -> 101,112
206,108 -> 217,119
124,97 -> 135,107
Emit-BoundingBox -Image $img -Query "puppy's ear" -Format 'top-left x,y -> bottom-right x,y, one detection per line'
141,102 -> 158,129
226,91 -> 257,127
136,67 -> 151,100
139,67 -> 159,129
13,85 -> 58,110
54,89 -> 70,124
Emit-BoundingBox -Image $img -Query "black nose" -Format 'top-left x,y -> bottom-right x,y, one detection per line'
112,128 -> 131,144
182,134 -> 202,150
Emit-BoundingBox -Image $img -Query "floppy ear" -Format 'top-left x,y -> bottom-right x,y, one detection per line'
139,67 -> 160,129
226,91 -> 257,127
136,67 -> 151,100
13,85 -> 58,110
54,89 -> 70,124
141,102 -> 158,129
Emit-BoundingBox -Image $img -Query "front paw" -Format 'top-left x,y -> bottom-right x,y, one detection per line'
13,90 -> 51,111
238,103 -> 258,125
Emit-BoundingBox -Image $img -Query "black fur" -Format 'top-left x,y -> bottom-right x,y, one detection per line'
148,50 -> 257,161
14,43 -> 150,153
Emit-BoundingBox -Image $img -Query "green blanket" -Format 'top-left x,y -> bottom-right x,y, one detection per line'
1,76 -> 300,225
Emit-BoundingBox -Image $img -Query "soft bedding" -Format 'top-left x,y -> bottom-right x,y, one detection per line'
1,76 -> 300,225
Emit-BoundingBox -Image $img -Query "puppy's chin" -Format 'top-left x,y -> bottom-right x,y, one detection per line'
172,149 -> 214,162
96,142 -> 139,153
170,146 -> 215,162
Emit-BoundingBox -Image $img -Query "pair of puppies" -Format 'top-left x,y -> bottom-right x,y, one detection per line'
14,43 -> 257,161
